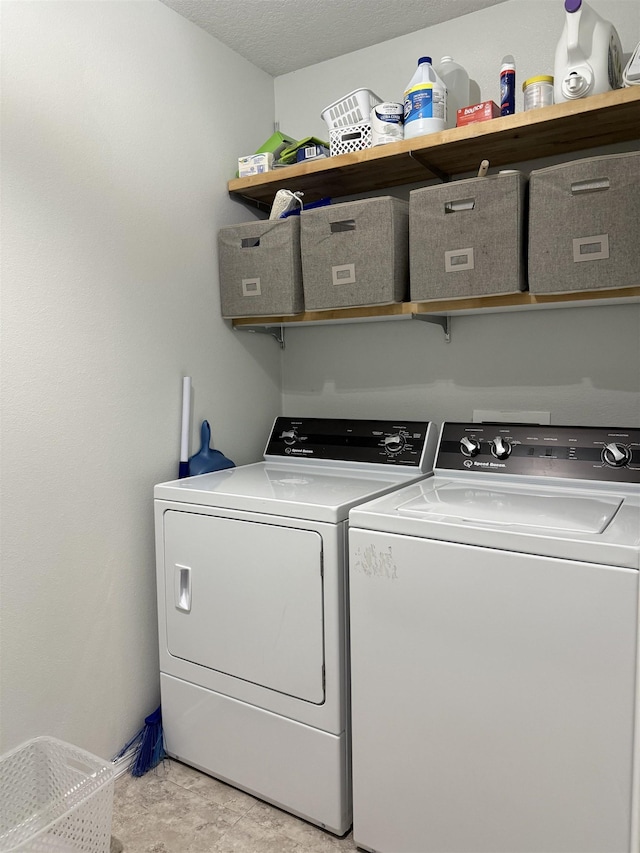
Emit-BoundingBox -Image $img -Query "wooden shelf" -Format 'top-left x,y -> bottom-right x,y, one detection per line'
228,89 -> 639,334
231,287 -> 640,330
228,88 -> 640,207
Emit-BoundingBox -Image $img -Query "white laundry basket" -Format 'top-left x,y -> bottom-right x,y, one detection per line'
321,88 -> 383,130
0,736 -> 115,853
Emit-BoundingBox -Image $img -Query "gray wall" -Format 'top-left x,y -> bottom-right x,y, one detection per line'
275,0 -> 639,140
0,1 -> 280,758
1,0 -> 638,763
280,305 -> 640,425
275,0 -> 640,426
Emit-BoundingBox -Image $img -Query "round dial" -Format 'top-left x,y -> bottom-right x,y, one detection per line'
491,436 -> 512,460
460,436 -> 481,457
280,428 -> 298,446
602,442 -> 631,468
384,434 -> 405,453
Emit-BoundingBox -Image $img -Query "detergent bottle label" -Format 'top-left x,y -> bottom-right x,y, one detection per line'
404,84 -> 445,124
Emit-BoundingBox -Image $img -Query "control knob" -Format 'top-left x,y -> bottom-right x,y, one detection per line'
280,428 -> 298,446
491,436 -> 512,460
384,434 -> 405,453
602,442 -> 631,468
460,436 -> 481,457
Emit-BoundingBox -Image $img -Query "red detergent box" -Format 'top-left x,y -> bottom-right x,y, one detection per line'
456,100 -> 501,127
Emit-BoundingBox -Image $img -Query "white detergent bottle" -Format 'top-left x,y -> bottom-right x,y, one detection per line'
404,56 -> 446,139
554,0 -> 623,102
436,56 -> 470,129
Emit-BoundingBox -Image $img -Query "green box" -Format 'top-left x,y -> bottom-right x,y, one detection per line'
255,131 -> 298,161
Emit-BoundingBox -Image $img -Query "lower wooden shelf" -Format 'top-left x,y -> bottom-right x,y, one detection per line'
231,286 -> 640,330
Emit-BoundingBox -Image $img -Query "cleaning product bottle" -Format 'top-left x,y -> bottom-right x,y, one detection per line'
554,0 -> 623,102
403,57 -> 446,139
500,55 -> 516,115
436,56 -> 470,129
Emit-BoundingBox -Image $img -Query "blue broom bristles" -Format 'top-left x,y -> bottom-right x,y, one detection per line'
113,706 -> 166,777
132,706 -> 166,777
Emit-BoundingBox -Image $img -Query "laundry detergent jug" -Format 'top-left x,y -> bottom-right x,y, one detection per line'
554,0 -> 623,102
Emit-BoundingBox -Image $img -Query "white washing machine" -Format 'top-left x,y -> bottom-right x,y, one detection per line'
348,422 -> 640,853
154,417 -> 437,835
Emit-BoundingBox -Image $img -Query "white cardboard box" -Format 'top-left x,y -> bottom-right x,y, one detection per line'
238,153 -> 273,177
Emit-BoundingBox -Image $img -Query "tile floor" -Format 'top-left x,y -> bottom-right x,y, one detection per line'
112,759 -> 358,853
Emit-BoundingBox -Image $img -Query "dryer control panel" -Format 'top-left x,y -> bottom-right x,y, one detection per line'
437,423 -> 640,483
265,417 -> 432,467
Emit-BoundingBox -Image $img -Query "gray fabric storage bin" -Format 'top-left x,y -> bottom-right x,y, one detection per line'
217,218 -> 303,318
528,152 -> 640,294
409,172 -> 528,300
300,197 -> 408,310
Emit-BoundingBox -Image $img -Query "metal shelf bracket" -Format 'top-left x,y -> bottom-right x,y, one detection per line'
235,324 -> 285,349
408,151 -> 452,183
411,313 -> 451,342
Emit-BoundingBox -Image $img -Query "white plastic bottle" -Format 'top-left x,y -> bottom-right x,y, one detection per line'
554,0 -> 623,102
436,56 -> 470,129
403,56 -> 446,139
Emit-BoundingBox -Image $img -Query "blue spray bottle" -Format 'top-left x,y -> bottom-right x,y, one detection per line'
500,54 -> 516,115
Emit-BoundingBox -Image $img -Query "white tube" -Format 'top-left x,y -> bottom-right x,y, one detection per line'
180,377 -> 191,462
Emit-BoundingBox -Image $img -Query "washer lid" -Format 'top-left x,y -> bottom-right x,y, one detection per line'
399,483 -> 623,534
349,477 -> 640,568
154,461 -> 428,522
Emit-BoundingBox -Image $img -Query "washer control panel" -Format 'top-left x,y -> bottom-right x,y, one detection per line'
437,423 -> 640,483
265,417 -> 431,467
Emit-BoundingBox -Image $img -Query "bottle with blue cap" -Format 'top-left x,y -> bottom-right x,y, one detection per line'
403,56 -> 447,139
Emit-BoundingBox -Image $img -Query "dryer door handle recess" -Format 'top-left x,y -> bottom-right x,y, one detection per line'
175,564 -> 192,613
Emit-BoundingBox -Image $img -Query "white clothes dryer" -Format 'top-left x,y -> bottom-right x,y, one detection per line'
154,417 -> 437,835
348,422 -> 640,853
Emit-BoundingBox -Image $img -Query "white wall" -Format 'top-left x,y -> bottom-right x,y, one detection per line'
0,0 -> 280,759
275,0 -> 640,426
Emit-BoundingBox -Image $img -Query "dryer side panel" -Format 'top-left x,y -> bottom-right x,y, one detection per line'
164,511 -> 325,704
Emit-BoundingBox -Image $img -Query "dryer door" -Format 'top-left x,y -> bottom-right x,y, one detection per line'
163,511 -> 325,703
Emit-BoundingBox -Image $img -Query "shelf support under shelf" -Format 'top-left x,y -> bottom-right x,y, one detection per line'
234,324 -> 285,348
408,151 -> 452,183
235,194 -> 272,213
412,313 -> 451,342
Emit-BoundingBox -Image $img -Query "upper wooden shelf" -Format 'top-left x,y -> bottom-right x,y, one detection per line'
228,88 -> 640,207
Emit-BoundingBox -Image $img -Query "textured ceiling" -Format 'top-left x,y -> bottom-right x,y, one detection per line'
159,0 -> 510,76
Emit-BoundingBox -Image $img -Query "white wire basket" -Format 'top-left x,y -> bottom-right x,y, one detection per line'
321,88 -> 383,130
0,737 -> 115,853
329,123 -> 373,156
